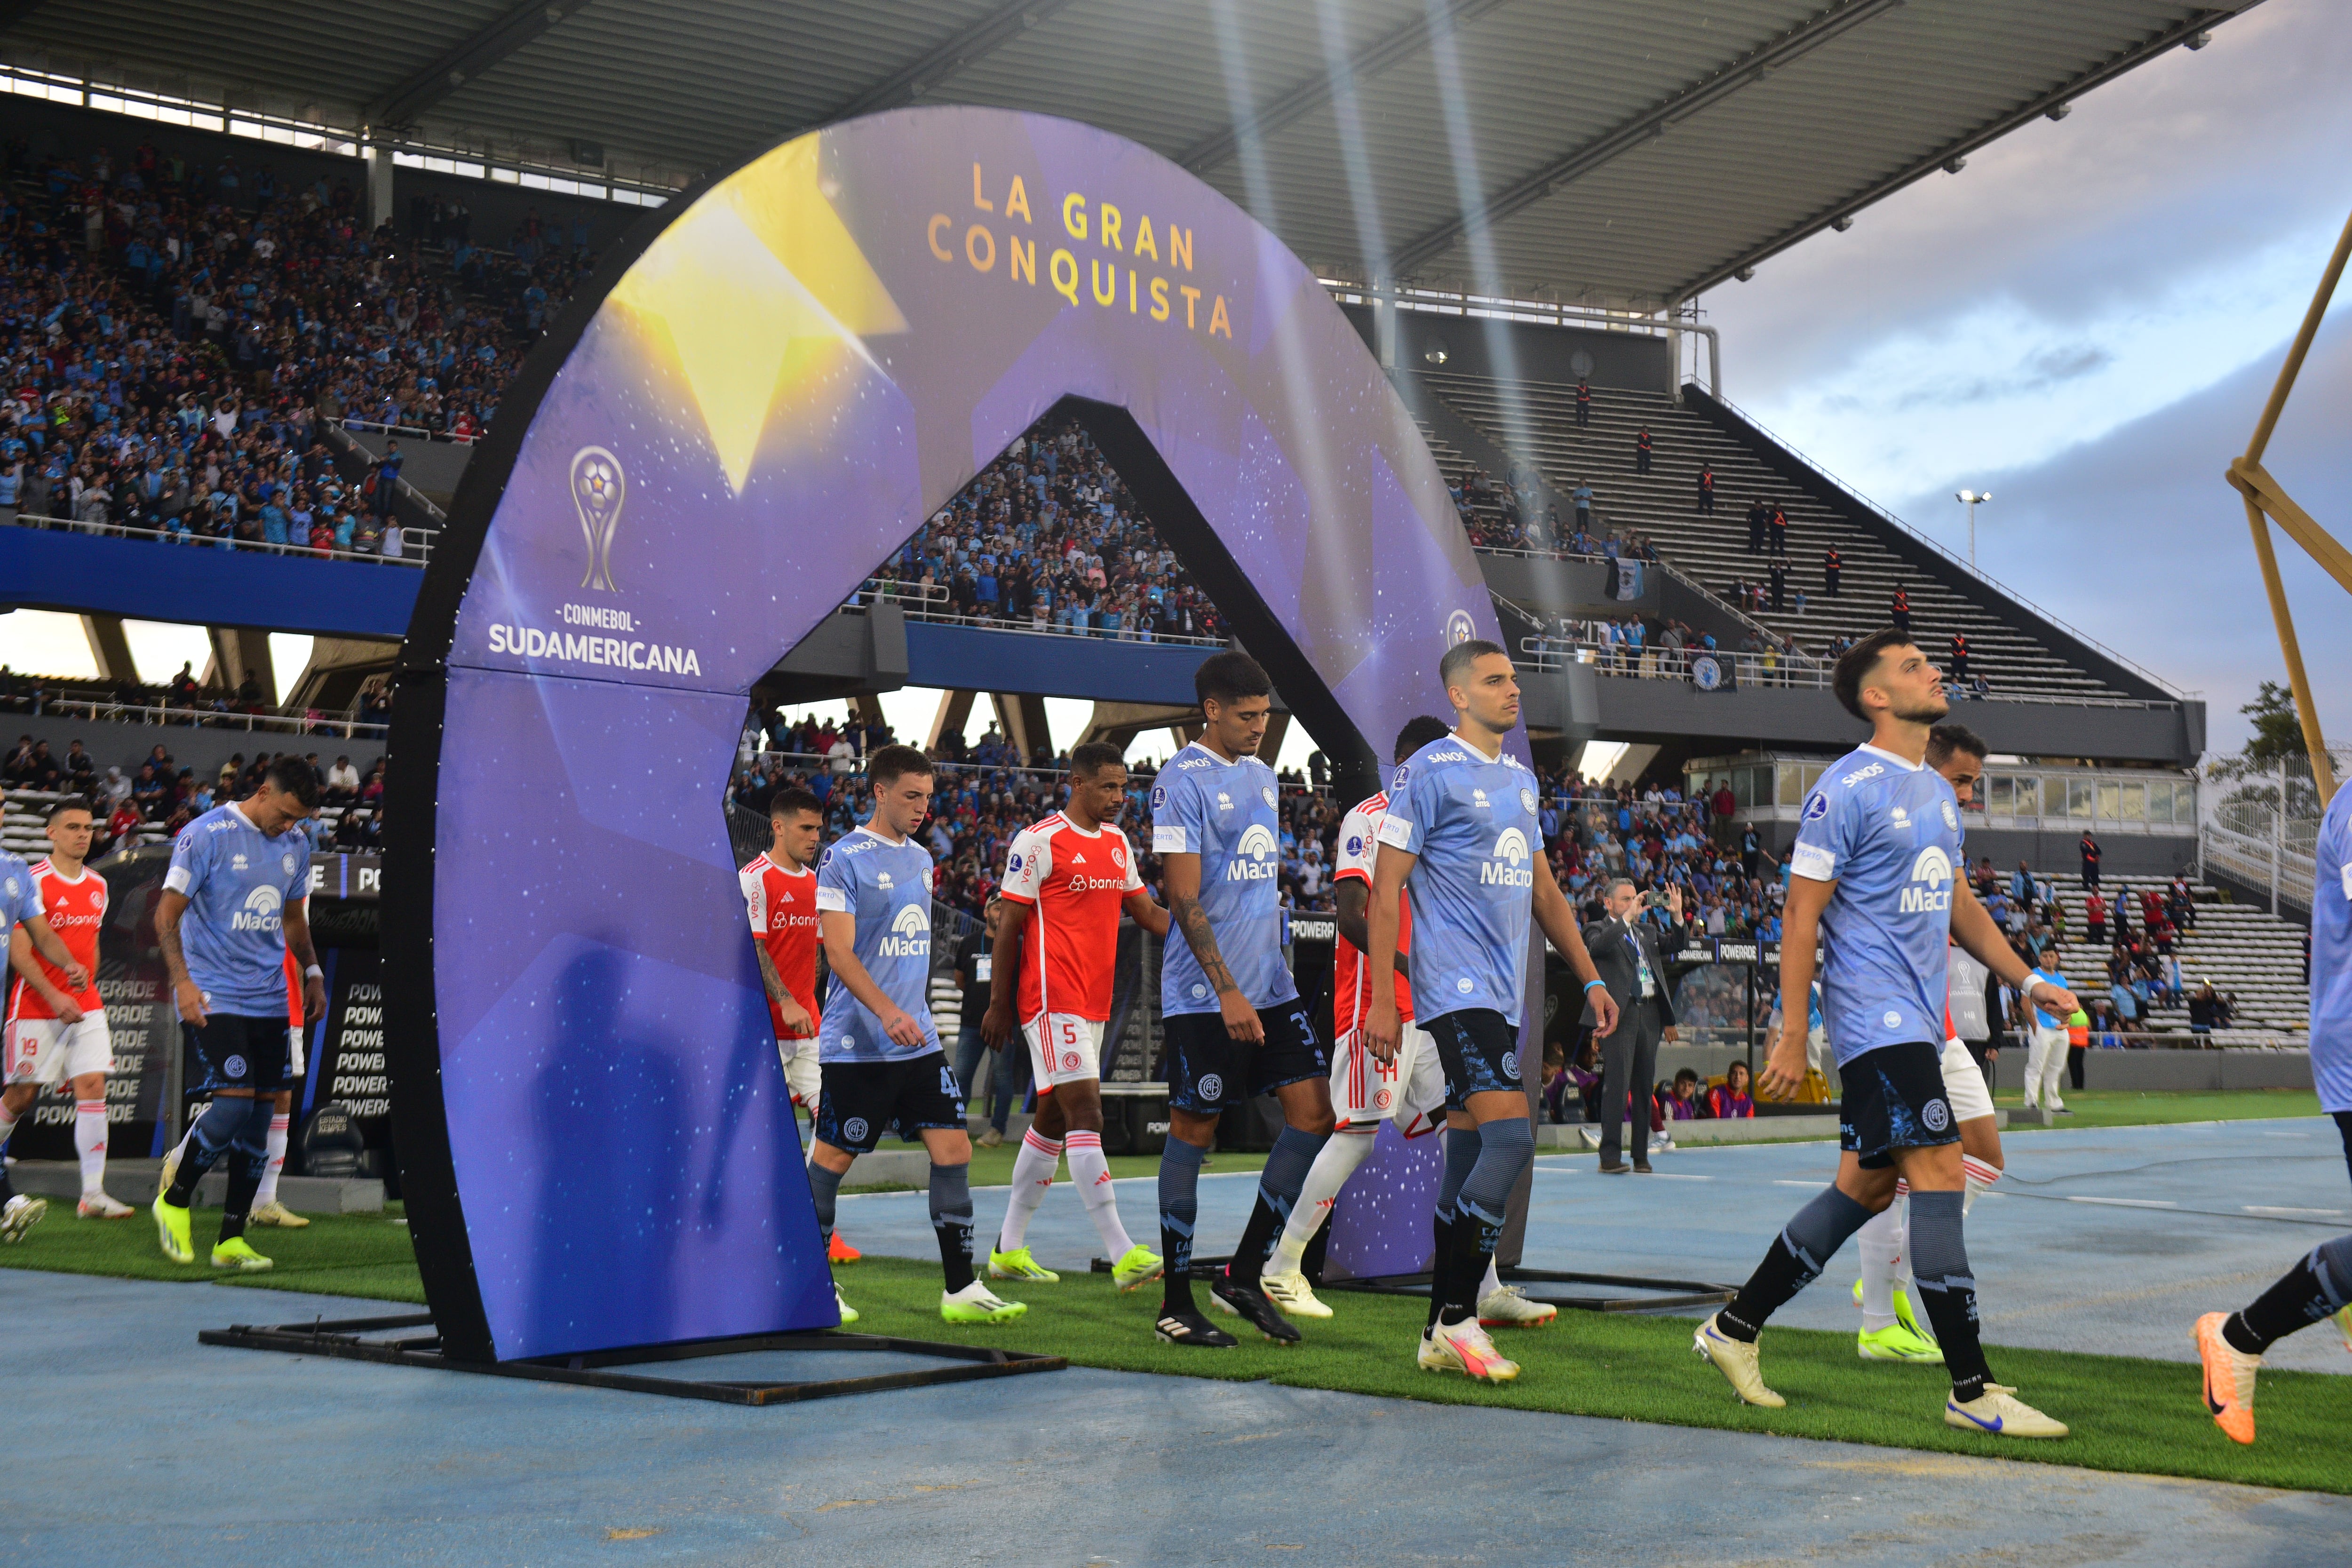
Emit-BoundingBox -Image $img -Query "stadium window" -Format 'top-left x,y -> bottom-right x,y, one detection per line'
2012,776 -> 2040,817
2117,782 -> 2147,821
2068,780 -> 2095,819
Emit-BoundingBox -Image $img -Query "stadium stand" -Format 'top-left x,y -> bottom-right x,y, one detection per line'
1412,369 -> 2167,705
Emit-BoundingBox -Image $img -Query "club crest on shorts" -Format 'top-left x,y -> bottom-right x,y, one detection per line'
224,1054 -> 248,1079
1061,1051 -> 1081,1071
842,1116 -> 869,1145
1501,1050 -> 1521,1081
1922,1097 -> 1951,1132
1196,1072 -> 1225,1101
1882,1009 -> 1901,1028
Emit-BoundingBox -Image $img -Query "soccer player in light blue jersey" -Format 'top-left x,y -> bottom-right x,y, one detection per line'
1363,640 -> 1617,1383
0,793 -> 92,1242
2194,769 -> 2352,1444
809,744 -> 1025,1327
151,758 -> 324,1272
1150,651 -> 1334,1349
1692,629 -> 2079,1440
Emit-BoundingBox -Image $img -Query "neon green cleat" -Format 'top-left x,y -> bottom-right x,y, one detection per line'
209,1236 -> 273,1273
152,1195 -> 194,1264
987,1246 -> 1060,1283
941,1281 -> 1027,1323
1109,1244 -> 1165,1293
1857,1320 -> 1946,1363
1892,1284 -> 1935,1343
833,1283 -> 859,1325
2334,1304 -> 2352,1355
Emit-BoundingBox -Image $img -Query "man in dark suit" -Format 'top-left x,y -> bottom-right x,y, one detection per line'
1584,878 -> 1685,1173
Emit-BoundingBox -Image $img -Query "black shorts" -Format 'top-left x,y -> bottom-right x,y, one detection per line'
1423,1008 -> 1524,1109
1161,1002 -> 1326,1114
186,1013 -> 291,1095
815,1050 -> 965,1154
1840,1042 -> 1960,1169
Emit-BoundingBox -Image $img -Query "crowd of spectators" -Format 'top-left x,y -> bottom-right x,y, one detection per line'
864,419 -> 1229,644
2,731 -> 383,854
0,661 -> 392,733
0,135 -> 593,559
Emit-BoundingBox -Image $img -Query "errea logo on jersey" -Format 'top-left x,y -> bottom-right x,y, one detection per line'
877,901 -> 931,958
1227,823 -> 1281,881
1481,828 -> 1534,888
230,883 -> 284,932
1899,845 -> 1954,915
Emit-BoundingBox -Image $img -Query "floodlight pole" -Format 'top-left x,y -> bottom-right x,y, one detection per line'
2224,205 -> 2352,803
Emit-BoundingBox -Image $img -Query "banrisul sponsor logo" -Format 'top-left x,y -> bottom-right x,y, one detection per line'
1899,845 -> 1954,914
1226,822 -> 1280,881
878,900 -> 932,958
230,883 -> 284,932
1481,827 -> 1534,887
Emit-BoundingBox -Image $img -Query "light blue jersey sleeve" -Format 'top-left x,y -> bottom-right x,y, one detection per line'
1149,762 -> 1208,857
0,851 -> 39,933
2313,779 -> 2352,1114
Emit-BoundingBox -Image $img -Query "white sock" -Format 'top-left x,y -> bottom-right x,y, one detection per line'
1268,1128 -> 1375,1274
253,1114 -> 290,1210
994,1129 -> 1062,1254
1064,1130 -> 1134,1259
1480,1255 -> 1502,1301
1962,1154 -> 2000,1217
1856,1179 -> 1908,1332
74,1099 -> 108,1195
0,1107 -> 17,1157
170,1114 -> 197,1162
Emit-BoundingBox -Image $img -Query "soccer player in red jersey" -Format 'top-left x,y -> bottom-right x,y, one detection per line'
739,787 -> 858,1262
982,742 -> 1170,1290
4,796 -> 128,1218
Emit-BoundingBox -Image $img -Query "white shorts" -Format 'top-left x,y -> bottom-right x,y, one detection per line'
1023,1013 -> 1105,1090
1940,1037 -> 1995,1124
779,1041 -> 821,1108
1330,1024 -> 1446,1138
5,1013 -> 113,1086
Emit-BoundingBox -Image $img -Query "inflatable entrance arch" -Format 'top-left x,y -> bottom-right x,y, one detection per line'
385,106 -> 1505,1362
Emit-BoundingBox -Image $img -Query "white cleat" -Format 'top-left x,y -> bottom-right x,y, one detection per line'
247,1200 -> 310,1228
1946,1386 -> 2068,1440
0,1194 -> 47,1243
1423,1315 -> 1519,1383
159,1140 -> 182,1196
1692,1313 -> 1784,1408
77,1192 -> 135,1219
1259,1268 -> 1333,1320
1478,1283 -> 1558,1328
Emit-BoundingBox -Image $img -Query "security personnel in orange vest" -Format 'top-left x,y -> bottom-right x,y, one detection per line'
1696,463 -> 1715,514
1767,504 -> 1788,556
1822,547 -> 1842,597
1949,632 -> 1969,682
1891,584 -> 1911,634
1576,378 -> 1592,427
1634,426 -> 1652,474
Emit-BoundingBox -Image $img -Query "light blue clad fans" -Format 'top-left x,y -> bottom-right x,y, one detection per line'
1362,638 -> 1616,1385
0,798 -> 95,1242
151,758 -> 326,1273
2193,770 -> 2352,1446
1692,627 -> 2079,1441
1149,651 -> 1334,1350
805,745 -> 1024,1329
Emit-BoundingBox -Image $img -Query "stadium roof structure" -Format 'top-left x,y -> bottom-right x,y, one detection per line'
9,0 -> 2264,310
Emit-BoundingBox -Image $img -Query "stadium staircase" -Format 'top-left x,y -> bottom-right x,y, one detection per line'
1408,370 -> 2165,706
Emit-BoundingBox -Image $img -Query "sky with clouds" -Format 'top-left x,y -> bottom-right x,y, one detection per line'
1697,0 -> 2352,756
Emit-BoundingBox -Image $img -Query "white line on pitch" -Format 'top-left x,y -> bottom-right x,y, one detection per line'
2065,1196 -> 2179,1209
1773,1180 -> 1830,1188
2244,1205 -> 2350,1218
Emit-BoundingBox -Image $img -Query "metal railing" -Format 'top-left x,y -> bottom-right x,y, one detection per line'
330,415 -> 481,448
840,580 -> 1229,648
2,509 -> 431,567
318,417 -> 450,525
6,697 -> 388,740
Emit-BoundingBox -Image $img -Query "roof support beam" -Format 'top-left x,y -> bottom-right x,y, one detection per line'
1673,7 -> 2251,302
368,0 -> 594,130
1390,0 -> 1904,277
1176,0 -> 1515,175
821,0 -> 1085,125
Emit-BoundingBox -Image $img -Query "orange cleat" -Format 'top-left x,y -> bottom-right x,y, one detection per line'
2194,1312 -> 2259,1445
827,1231 -> 861,1265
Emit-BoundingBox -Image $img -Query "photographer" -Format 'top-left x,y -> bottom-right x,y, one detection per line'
1583,878 -> 1688,1173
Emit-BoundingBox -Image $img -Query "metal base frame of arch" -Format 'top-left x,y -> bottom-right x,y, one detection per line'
1323,1266 -> 1736,1315
198,1313 -> 1067,1406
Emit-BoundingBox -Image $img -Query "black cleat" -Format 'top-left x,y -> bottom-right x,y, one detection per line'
1209,1271 -> 1302,1344
1154,1310 -> 1238,1348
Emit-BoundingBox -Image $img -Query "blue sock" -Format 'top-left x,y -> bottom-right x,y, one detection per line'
806,1162 -> 845,1245
1437,1124 -> 1482,1223
1722,1185 -> 1875,1339
930,1162 -> 975,1294
1158,1138 -> 1208,1311
217,1098 -> 274,1242
1232,1124 -> 1328,1281
1907,1188 -> 1991,1399
1446,1119 -> 1532,1321
166,1097 -> 251,1205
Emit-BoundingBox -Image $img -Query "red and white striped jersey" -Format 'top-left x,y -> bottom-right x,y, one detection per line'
998,813 -> 1141,1023
739,853 -> 822,1040
1333,792 -> 1413,1034
5,859 -> 103,1021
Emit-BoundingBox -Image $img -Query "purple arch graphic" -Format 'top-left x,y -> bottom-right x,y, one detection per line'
385,107 -> 1505,1361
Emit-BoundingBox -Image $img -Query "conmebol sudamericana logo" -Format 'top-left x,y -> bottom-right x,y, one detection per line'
572,446 -> 625,592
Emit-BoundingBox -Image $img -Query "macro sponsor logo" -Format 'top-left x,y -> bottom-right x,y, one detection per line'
1226,823 -> 1280,881
1899,845 -> 1954,915
230,883 -> 285,932
1480,827 -> 1534,888
877,900 -> 932,958
1839,762 -> 1886,788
